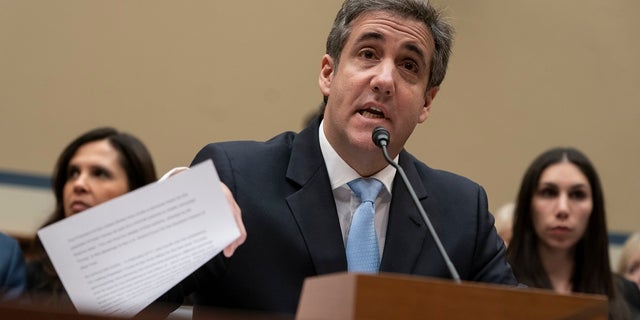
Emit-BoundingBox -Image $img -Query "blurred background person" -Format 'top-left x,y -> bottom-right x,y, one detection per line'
302,101 -> 326,129
506,147 -> 635,320
0,231 -> 26,301
618,232 -> 640,288
617,231 -> 640,317
494,202 -> 515,248
24,127 -> 157,309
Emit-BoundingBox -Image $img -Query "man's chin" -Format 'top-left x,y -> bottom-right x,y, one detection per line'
352,137 -> 381,153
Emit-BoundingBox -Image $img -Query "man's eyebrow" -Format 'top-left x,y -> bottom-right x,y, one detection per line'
354,31 -> 426,63
404,43 -> 425,62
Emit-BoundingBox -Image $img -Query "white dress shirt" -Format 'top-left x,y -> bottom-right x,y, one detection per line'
318,120 -> 397,256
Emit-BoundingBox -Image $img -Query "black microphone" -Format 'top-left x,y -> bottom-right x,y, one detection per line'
372,126 -> 461,283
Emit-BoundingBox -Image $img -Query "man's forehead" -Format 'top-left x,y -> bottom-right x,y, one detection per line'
346,11 -> 434,64
348,11 -> 434,50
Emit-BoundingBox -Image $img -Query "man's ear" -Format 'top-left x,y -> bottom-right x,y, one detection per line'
418,86 -> 439,123
318,54 -> 335,96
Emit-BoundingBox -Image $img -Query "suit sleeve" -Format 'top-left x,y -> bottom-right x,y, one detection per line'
0,235 -> 26,300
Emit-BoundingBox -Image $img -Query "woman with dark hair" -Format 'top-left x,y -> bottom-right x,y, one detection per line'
25,127 -> 157,308
507,147 -> 635,319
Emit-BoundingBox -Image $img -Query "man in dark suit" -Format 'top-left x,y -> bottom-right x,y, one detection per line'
159,0 -> 518,316
0,232 -> 26,300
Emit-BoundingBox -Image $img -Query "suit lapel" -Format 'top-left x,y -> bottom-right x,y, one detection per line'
380,151 -> 430,273
285,122 -> 347,274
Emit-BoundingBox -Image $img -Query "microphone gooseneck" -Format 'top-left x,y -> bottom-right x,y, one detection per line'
371,126 -> 461,283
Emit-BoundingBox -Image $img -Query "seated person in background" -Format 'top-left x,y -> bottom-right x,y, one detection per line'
0,231 -> 26,300
618,232 -> 640,288
507,147 -> 635,320
25,127 -> 157,309
617,232 -> 640,318
302,101 -> 327,128
494,202 -> 515,248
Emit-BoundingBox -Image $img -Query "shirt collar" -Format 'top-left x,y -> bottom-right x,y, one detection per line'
318,119 -> 397,193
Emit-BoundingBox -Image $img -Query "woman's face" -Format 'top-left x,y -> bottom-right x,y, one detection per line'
531,162 -> 593,252
63,139 -> 129,217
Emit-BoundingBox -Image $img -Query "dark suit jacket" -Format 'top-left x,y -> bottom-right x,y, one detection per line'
166,119 -> 517,316
615,273 -> 640,319
0,232 -> 26,300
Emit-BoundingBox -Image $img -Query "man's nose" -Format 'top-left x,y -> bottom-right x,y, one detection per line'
370,60 -> 395,97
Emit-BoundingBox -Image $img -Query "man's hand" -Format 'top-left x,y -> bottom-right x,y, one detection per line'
160,167 -> 247,257
220,182 -> 246,257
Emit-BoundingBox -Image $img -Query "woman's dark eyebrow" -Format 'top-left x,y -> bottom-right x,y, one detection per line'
569,183 -> 589,190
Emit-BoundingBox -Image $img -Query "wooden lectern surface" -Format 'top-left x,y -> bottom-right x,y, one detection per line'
2,273 -> 607,320
296,272 -> 608,320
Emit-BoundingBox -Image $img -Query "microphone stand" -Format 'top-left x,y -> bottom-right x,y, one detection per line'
374,127 -> 461,283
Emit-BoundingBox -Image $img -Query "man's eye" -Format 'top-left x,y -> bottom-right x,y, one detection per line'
403,61 -> 419,73
360,50 -> 375,59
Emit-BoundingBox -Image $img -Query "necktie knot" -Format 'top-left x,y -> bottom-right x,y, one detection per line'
348,178 -> 383,204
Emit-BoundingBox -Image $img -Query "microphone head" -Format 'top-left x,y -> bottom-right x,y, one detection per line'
372,126 -> 390,148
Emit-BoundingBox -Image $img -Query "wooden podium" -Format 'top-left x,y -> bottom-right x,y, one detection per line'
295,272 -> 608,320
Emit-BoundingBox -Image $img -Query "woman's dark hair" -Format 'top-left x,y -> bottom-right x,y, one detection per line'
27,127 -> 157,298
42,127 -> 157,229
507,147 -> 628,318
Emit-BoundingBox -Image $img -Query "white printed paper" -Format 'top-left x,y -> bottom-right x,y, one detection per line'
38,159 -> 240,317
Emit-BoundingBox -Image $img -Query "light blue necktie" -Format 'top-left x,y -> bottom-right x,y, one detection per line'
346,178 -> 383,273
